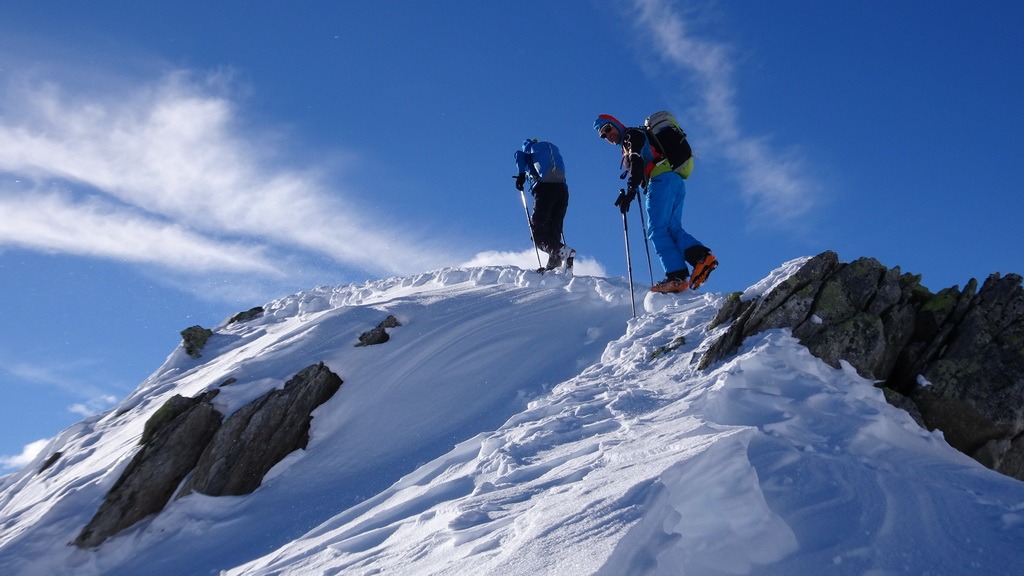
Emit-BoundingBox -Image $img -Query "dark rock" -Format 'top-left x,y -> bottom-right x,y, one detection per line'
178,363 -> 343,497
357,326 -> 389,346
913,273 -> 1024,466
37,451 -> 62,474
651,337 -> 686,360
75,363 -> 344,547
356,314 -> 402,347
228,307 -> 264,325
994,434 -> 1024,477
699,251 -> 1024,480
75,390 -> 223,548
180,325 -> 214,358
881,388 -> 926,429
709,292 -> 746,330
700,297 -> 759,370
803,312 -> 888,378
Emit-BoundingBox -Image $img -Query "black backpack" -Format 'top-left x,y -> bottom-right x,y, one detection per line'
644,111 -> 694,179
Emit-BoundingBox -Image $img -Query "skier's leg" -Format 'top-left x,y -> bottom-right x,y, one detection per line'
666,177 -> 701,255
549,184 -> 569,249
645,175 -> 687,276
531,184 -> 557,253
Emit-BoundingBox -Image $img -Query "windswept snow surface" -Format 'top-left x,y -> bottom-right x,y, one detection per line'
0,267 -> 631,575
3,261 -> 1024,575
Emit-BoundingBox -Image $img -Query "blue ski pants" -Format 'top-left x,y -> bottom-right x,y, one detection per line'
644,172 -> 701,276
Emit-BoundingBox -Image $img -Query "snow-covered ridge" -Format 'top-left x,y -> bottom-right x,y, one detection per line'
3,261 -> 1024,576
250,266 -> 632,326
0,265 -> 638,575
231,266 -> 1024,575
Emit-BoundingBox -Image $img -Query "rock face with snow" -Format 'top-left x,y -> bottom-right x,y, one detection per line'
701,250 -> 1024,479
75,390 -> 224,548
180,325 -> 214,358
228,306 -> 265,325
355,314 -> 401,346
179,362 -> 343,497
75,363 -> 342,548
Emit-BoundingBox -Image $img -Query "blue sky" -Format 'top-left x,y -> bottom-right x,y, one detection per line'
1,0 -> 1021,469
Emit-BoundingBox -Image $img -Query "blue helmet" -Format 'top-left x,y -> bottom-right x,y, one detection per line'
594,114 -> 626,140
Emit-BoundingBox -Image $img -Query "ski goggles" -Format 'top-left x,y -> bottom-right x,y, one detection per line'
598,123 -> 616,139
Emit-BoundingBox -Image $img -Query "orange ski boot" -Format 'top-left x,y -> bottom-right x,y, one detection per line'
688,253 -> 718,290
651,277 -> 689,294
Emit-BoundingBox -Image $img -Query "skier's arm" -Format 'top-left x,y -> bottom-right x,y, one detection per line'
513,150 -> 530,190
514,150 -> 529,175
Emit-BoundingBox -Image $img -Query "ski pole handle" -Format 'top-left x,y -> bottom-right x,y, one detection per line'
614,188 -> 633,213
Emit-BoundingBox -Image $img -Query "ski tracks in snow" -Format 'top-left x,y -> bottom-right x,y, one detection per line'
230,290 -> 753,575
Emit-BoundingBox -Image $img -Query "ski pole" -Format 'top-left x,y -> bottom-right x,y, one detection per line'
616,189 -> 637,318
517,181 -> 544,270
636,190 -> 655,284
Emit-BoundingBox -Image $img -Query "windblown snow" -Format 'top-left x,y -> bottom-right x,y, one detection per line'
1,262 -> 1023,576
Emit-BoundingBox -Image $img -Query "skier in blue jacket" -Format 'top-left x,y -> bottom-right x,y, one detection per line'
514,139 -> 574,271
594,114 -> 717,293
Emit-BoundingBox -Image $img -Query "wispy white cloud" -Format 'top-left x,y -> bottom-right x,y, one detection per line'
0,187 -> 281,274
1,356 -> 125,450
631,0 -> 818,226
0,438 -> 49,471
2,356 -> 126,403
68,395 -> 119,418
0,69 -> 459,290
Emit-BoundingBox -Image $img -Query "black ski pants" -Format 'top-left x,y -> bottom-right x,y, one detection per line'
531,182 -> 569,255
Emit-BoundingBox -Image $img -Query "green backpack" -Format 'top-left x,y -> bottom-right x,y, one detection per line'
644,111 -> 694,179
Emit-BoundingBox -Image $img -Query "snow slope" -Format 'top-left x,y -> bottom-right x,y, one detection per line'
2,261 -> 1024,575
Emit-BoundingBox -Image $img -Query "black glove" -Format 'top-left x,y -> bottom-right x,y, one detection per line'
515,173 -> 526,192
615,188 -> 637,214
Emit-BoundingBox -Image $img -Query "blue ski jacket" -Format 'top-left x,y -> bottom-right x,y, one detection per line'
514,139 -> 566,190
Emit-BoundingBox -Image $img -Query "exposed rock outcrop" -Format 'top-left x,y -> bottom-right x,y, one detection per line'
75,363 -> 343,548
179,362 -> 343,497
356,314 -> 402,347
37,451 -> 63,474
75,391 -> 223,548
228,306 -> 265,325
180,325 -> 214,358
700,251 -> 1024,480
